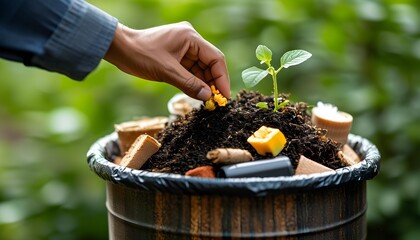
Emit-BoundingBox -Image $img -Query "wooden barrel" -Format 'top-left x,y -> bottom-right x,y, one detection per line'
106,182 -> 366,239
87,134 -> 380,240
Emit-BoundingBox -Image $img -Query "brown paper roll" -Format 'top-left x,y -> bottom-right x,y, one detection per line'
206,148 -> 253,164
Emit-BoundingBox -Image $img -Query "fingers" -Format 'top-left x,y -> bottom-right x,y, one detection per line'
180,50 -> 230,99
210,58 -> 230,98
190,37 -> 230,98
176,22 -> 230,98
166,58 -> 212,101
180,57 -> 205,81
179,46 -> 230,98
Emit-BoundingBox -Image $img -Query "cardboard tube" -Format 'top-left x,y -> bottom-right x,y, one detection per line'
311,106 -> 353,146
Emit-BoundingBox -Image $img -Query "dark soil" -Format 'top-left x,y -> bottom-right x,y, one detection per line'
142,90 -> 344,175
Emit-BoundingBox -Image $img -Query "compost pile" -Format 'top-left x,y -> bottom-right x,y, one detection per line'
142,90 -> 343,175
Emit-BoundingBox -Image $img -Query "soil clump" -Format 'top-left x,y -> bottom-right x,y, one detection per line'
143,90 -> 343,175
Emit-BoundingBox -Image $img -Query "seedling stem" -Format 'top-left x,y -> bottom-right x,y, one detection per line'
242,45 -> 312,112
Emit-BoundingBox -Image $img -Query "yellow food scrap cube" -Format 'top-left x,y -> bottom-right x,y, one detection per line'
214,93 -> 227,107
204,85 -> 228,111
247,126 -> 287,156
210,85 -> 218,95
205,98 -> 216,111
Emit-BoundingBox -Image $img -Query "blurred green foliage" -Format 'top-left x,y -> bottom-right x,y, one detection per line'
1,0 -> 419,239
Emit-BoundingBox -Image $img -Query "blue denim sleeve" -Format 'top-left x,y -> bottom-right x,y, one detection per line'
0,0 -> 118,80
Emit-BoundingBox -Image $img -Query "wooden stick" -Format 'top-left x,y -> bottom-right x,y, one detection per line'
206,148 -> 253,165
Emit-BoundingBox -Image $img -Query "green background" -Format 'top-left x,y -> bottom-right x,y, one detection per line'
1,0 -> 419,239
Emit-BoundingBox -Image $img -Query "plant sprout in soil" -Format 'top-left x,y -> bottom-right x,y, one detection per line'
242,45 -> 312,112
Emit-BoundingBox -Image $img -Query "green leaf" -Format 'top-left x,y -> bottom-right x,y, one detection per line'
256,45 -> 272,65
241,67 -> 269,88
278,100 -> 290,108
280,50 -> 312,68
256,102 -> 269,109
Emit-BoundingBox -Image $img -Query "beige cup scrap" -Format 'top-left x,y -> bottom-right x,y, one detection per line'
311,103 -> 353,146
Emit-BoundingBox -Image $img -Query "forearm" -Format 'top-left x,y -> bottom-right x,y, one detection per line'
0,0 -> 118,80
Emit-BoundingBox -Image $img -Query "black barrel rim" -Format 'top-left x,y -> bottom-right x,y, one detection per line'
87,133 -> 380,196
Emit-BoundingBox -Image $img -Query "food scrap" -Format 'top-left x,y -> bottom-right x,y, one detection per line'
204,85 -> 228,111
167,93 -> 202,117
247,126 -> 287,157
185,166 -> 216,178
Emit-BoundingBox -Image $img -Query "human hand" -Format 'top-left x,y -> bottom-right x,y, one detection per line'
104,21 -> 230,101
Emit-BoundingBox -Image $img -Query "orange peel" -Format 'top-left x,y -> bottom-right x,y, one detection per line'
185,166 -> 216,178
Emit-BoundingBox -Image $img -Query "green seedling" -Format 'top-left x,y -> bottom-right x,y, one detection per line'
242,45 -> 312,112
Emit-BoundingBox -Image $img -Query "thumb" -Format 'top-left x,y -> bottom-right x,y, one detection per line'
166,62 -> 212,101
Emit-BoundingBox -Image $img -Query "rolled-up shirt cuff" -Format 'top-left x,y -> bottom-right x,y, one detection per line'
31,0 -> 118,80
